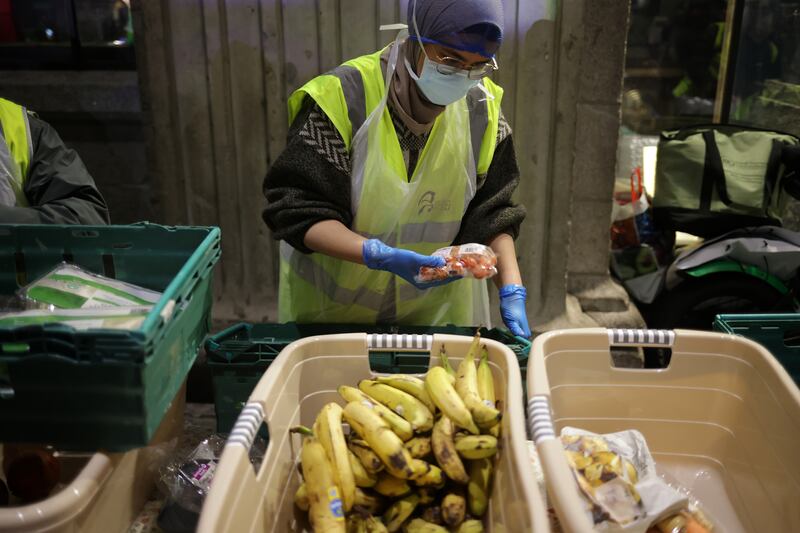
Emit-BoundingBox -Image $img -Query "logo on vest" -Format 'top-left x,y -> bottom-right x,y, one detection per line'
417,191 -> 451,215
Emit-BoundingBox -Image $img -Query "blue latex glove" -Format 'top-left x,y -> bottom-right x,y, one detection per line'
499,284 -> 532,338
362,239 -> 460,290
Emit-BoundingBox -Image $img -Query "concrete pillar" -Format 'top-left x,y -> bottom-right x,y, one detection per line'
515,0 -> 644,331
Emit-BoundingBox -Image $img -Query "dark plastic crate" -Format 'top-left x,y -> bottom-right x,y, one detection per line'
0,223 -> 221,450
714,313 -> 800,385
206,323 -> 531,433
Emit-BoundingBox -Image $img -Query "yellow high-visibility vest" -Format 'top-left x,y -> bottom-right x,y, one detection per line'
0,98 -> 32,207
279,45 -> 503,325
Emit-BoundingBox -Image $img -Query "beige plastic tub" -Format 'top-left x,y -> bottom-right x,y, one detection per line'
0,382 -> 185,533
198,333 -> 550,532
527,328 -> 800,533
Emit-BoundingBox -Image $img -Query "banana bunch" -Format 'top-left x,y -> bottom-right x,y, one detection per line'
291,332 -> 501,532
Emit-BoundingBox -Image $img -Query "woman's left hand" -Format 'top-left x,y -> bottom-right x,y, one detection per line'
499,284 -> 532,338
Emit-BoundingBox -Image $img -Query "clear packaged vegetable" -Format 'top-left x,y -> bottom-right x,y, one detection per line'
0,306 -> 152,330
19,262 -> 162,310
415,244 -> 498,283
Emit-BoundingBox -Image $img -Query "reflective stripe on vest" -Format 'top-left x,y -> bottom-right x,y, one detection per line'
0,98 -> 32,207
279,241 -> 385,311
279,45 -> 502,325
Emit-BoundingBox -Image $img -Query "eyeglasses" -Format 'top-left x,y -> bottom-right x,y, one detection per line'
431,55 -> 498,80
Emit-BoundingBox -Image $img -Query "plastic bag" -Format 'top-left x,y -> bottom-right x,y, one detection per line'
158,434 -> 226,515
611,168 -> 652,250
610,245 -> 659,281
156,433 -> 266,533
415,244 -> 498,283
559,428 -> 694,533
19,262 -> 162,310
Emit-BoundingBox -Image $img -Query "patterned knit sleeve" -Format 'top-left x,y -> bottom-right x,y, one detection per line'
298,104 -> 351,175
263,97 -> 354,253
497,109 -> 512,145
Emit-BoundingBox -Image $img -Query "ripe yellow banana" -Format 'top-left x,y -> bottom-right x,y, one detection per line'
383,493 -> 420,532
375,375 -> 436,413
441,492 -> 466,527
467,458 -> 493,517
425,367 -> 479,434
374,472 -> 412,497
353,487 -> 386,514
294,482 -> 309,511
301,437 -> 346,532
349,439 -> 384,474
404,518 -> 448,532
476,346 -> 501,438
359,380 -> 434,433
343,401 -> 417,479
438,347 -> 457,378
404,436 -> 432,459
349,448 -> 377,488
410,459 -> 445,487
476,346 -> 495,404
431,415 -> 469,484
454,435 -> 498,460
339,385 -> 414,441
455,519 -> 485,533
455,335 -> 501,430
314,402 -> 356,511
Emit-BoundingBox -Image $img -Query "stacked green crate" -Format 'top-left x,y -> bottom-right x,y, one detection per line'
714,313 -> 800,385
0,223 -> 221,450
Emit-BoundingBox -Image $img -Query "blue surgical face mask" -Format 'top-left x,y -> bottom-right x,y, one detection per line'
407,0 -> 481,106
405,55 -> 480,106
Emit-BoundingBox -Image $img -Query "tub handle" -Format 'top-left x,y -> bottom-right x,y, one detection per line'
228,402 -> 265,450
527,394 -> 556,444
367,333 -> 433,352
608,328 -> 675,347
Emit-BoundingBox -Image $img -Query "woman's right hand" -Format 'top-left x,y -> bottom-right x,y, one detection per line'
362,239 -> 459,290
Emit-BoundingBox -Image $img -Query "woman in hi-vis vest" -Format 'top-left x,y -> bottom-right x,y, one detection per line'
263,0 -> 530,338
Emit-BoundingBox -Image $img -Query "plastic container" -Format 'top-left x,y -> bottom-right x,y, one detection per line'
527,328 -> 800,533
197,333 -> 549,532
0,382 -> 185,533
0,223 -> 220,451
714,313 -> 800,385
206,323 -> 531,433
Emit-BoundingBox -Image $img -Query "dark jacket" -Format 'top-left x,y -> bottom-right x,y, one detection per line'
0,112 -> 110,225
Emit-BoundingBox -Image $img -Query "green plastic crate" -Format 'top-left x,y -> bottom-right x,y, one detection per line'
206,322 -> 531,433
0,223 -> 221,451
714,313 -> 800,385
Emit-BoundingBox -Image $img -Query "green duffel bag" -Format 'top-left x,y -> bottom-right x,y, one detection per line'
653,124 -> 800,238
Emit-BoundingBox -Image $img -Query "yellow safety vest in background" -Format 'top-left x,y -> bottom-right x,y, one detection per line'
279,40 -> 503,326
0,98 -> 32,207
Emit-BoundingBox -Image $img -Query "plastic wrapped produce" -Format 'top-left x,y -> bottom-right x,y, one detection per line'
415,244 -> 498,283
